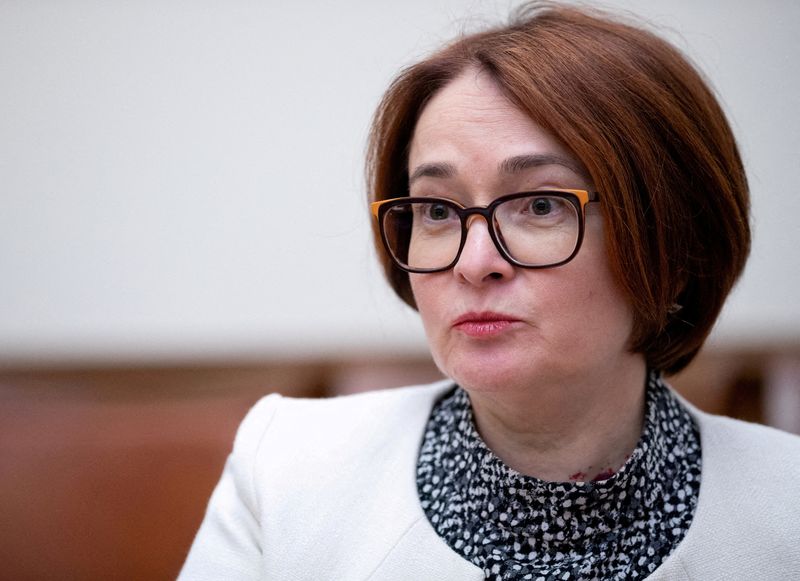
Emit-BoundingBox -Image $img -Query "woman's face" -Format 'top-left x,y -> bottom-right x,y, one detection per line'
408,69 -> 639,395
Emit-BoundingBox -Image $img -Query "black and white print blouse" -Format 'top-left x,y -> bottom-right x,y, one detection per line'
416,371 -> 701,580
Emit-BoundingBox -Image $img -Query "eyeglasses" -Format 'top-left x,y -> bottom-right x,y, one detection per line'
371,189 -> 599,273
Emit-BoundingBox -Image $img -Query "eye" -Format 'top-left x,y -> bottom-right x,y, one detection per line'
426,203 -> 451,220
529,197 -> 553,215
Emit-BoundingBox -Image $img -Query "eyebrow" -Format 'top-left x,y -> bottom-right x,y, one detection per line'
408,153 -> 588,186
408,162 -> 457,185
499,153 -> 588,178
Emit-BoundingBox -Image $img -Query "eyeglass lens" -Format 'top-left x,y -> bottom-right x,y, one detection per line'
382,194 -> 580,271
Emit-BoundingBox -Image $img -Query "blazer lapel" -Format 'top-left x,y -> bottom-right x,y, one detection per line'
367,517 -> 484,581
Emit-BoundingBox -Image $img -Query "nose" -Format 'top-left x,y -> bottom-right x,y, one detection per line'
452,216 -> 516,285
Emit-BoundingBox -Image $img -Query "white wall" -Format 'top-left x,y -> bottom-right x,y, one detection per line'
1,0 -> 798,365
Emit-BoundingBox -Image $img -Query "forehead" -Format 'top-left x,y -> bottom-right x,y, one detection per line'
408,69 -> 580,174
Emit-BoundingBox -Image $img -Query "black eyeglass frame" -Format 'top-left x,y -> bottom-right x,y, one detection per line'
370,189 -> 601,274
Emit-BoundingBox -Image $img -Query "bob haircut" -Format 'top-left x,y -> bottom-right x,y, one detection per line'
366,2 -> 750,375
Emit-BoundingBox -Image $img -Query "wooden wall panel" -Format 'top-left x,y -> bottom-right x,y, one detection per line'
0,350 -> 797,580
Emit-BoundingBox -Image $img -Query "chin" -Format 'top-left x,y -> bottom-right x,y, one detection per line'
437,349 -> 551,394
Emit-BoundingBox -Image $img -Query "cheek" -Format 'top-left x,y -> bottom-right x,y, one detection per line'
410,274 -> 456,351
575,269 -> 634,345
541,247 -> 633,347
409,274 -> 439,327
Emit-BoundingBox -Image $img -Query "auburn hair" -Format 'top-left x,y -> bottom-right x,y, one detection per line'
366,2 -> 750,374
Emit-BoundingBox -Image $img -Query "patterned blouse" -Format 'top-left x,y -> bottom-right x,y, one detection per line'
416,371 -> 701,580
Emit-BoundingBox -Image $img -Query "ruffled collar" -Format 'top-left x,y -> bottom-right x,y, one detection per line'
416,371 -> 701,579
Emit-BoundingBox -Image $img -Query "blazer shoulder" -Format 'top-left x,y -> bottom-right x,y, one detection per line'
272,379 -> 453,436
281,378 -> 452,410
697,410 -> 800,471
693,409 -> 800,519
238,379 -> 454,456
670,411 -> 800,577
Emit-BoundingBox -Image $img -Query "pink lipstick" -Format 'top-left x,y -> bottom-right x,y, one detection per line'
453,312 -> 519,338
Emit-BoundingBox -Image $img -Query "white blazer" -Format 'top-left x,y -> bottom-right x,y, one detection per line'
179,380 -> 800,580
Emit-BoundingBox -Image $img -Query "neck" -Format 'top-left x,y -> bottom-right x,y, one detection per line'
467,357 -> 648,482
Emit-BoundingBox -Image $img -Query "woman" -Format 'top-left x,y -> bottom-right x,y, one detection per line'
180,4 -> 800,580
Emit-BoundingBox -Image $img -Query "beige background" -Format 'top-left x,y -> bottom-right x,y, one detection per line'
1,0 -> 799,367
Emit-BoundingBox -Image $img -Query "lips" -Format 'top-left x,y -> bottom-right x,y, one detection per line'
452,311 -> 520,337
